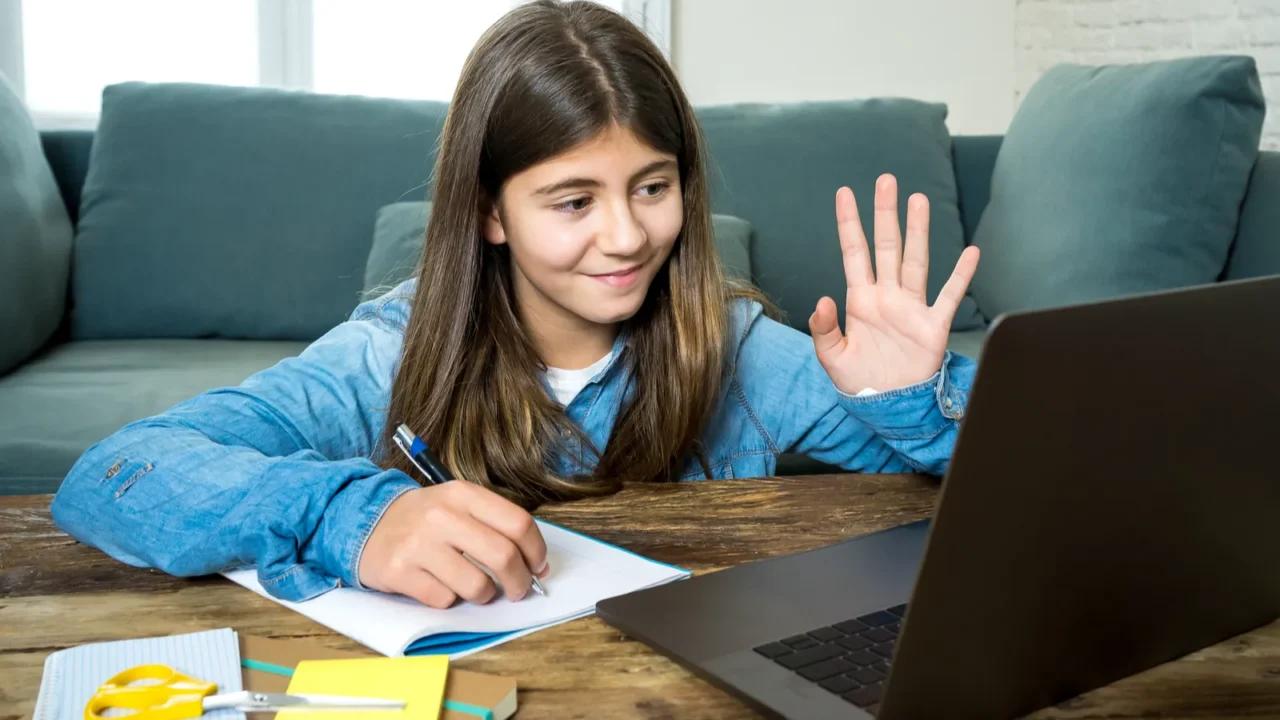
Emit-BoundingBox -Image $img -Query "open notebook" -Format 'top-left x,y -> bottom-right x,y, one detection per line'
223,520 -> 690,657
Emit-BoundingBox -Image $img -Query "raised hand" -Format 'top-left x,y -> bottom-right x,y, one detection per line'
809,174 -> 980,396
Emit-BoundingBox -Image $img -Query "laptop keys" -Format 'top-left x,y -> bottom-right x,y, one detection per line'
752,642 -> 792,659
797,657 -> 856,681
754,604 -> 904,705
833,618 -> 869,634
849,666 -> 886,685
860,627 -> 895,643
781,634 -> 819,650
835,635 -> 871,652
807,626 -> 845,642
857,610 -> 898,626
819,674 -> 861,694
775,643 -> 844,670
844,682 -> 884,708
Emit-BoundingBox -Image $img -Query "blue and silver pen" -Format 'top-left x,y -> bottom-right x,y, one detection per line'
392,423 -> 547,598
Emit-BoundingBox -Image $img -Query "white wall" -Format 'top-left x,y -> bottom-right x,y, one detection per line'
670,0 -> 1017,135
1016,0 -> 1280,149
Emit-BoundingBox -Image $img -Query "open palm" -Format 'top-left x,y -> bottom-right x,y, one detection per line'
809,174 -> 980,395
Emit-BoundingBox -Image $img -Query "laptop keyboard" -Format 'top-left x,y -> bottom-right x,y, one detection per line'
752,603 -> 907,711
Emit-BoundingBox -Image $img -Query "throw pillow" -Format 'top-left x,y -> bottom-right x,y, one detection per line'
0,72 -> 74,375
361,201 -> 755,295
72,82 -> 449,341
969,56 -> 1265,319
697,98 -> 982,331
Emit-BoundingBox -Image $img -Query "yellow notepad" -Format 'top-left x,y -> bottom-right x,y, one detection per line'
277,656 -> 449,720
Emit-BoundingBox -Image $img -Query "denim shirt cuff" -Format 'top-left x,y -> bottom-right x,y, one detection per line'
834,350 -> 967,440
320,469 -> 421,593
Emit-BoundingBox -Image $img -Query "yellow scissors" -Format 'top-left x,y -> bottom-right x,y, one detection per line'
85,664 -> 406,719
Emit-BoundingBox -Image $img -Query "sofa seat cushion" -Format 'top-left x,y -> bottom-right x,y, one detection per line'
0,339 -> 307,495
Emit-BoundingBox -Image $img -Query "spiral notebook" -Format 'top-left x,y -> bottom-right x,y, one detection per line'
32,628 -> 245,720
223,520 -> 690,658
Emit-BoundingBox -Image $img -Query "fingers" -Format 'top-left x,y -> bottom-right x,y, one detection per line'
901,193 -> 930,300
835,187 -> 874,288
450,513 -> 536,601
391,568 -> 458,610
453,482 -> 548,577
809,297 -> 846,359
873,174 -> 902,287
427,540 -> 501,605
933,246 -> 981,321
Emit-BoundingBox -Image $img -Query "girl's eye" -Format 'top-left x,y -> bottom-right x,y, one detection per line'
554,196 -> 592,213
637,181 -> 670,198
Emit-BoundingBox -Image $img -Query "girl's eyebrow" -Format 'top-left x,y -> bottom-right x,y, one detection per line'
533,159 -> 678,196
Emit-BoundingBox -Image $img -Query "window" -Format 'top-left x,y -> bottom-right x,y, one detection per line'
0,0 -> 670,128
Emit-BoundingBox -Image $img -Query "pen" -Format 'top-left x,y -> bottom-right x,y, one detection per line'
393,423 -> 547,598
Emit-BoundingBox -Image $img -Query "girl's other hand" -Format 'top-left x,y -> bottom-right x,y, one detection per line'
809,174 -> 980,395
358,481 -> 550,608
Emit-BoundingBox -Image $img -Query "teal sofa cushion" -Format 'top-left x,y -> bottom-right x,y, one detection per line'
72,82 -> 448,341
970,56 -> 1265,319
0,72 -> 74,376
364,201 -> 432,295
1223,152 -> 1280,280
361,200 -> 755,294
697,99 -> 982,331
0,339 -> 307,495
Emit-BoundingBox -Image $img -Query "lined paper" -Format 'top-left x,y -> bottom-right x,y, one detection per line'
36,628 -> 243,720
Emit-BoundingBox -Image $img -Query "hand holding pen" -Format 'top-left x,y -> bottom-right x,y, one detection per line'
356,424 -> 550,608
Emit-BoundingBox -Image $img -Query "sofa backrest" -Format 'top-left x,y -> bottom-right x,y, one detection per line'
36,91 -> 1280,342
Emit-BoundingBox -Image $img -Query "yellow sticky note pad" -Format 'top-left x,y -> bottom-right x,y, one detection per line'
277,656 -> 449,720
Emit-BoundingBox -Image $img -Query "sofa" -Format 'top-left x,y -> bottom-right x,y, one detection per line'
2,54 -> 1276,495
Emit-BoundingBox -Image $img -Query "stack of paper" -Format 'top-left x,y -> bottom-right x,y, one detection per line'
240,634 -> 517,720
224,520 -> 690,657
33,628 -> 244,720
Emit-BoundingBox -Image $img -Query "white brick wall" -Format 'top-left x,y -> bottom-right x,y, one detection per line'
1016,0 -> 1280,149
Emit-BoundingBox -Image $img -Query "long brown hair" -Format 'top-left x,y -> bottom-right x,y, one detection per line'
377,0 -> 766,508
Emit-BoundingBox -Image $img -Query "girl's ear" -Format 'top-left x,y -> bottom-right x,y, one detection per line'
480,194 -> 507,246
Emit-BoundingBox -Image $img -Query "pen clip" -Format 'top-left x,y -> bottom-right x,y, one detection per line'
392,432 -> 435,482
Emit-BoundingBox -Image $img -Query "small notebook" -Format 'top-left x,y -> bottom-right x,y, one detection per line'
224,520 -> 690,657
32,628 -> 245,720
239,634 -> 518,720
279,657 -> 449,720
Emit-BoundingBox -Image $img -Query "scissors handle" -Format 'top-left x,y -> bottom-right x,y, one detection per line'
84,664 -> 216,720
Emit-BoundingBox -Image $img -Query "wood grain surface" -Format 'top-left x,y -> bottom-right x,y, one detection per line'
3,475 -> 1278,719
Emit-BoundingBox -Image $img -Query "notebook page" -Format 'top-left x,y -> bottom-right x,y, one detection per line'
41,628 -> 243,720
223,520 -> 689,657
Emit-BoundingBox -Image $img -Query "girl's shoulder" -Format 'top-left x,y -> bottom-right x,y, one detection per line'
725,295 -> 811,373
350,278 -> 419,332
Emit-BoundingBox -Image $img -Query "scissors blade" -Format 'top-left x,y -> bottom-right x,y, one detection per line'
216,691 -> 405,712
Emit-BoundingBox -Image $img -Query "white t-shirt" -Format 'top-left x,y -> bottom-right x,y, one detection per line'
544,351 -> 615,406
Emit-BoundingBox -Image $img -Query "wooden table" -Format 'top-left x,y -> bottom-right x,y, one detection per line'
3,474 -> 1280,719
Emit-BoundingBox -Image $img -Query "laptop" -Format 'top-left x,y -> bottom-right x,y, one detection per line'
596,274 -> 1280,719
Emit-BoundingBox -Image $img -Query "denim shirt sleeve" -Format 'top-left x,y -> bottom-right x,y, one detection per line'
49,282 -> 422,602
729,300 -> 977,475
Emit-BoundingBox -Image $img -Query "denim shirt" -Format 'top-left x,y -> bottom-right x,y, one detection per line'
50,279 -> 976,603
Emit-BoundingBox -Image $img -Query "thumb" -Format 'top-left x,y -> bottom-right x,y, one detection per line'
809,297 -> 846,359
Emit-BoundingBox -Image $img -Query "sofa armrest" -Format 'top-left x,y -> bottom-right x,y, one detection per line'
1,76 -> 74,376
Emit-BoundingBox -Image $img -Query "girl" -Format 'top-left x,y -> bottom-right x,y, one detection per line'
51,0 -> 979,611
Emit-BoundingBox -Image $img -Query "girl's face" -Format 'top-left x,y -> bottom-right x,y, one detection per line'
482,123 -> 683,338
